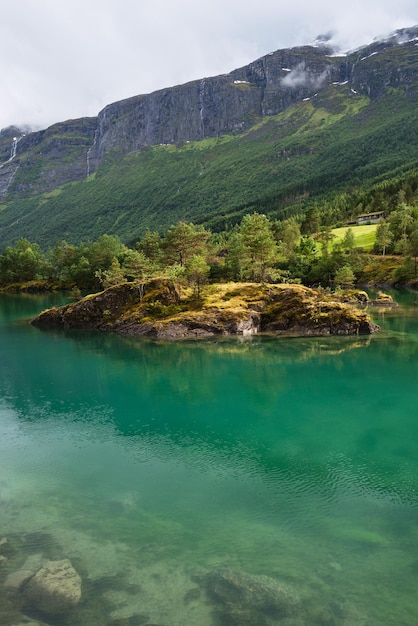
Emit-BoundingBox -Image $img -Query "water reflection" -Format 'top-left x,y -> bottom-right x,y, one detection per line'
1,292 -> 418,625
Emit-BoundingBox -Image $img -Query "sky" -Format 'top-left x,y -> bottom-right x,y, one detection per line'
1,0 -> 418,132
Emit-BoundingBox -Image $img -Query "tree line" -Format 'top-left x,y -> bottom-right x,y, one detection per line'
1,195 -> 418,293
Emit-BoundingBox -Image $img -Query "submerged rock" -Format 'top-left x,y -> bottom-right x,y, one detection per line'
0,536 -> 13,560
5,555 -> 47,593
201,568 -> 300,625
23,559 -> 81,614
31,281 -> 380,339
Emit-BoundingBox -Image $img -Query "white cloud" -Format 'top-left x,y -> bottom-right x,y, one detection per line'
0,0 -> 417,130
280,63 -> 331,90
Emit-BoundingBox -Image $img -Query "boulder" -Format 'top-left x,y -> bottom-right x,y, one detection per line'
202,568 -> 299,625
5,569 -> 35,593
23,559 -> 81,614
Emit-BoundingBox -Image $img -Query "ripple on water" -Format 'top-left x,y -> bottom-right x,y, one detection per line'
2,294 -> 418,625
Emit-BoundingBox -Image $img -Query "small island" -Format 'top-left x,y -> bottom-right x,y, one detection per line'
30,280 -> 379,339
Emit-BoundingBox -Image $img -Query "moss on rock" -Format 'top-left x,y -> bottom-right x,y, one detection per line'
31,281 -> 380,339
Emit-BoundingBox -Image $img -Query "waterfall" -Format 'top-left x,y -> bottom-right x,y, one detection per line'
10,138 -> 18,160
0,135 -> 24,169
199,78 -> 206,139
86,127 -> 99,178
8,136 -> 20,161
9,135 -> 25,161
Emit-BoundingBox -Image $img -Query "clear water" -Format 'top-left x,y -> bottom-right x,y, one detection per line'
1,292 -> 418,625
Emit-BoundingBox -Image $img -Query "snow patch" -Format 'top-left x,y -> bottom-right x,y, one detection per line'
396,35 -> 418,45
360,51 -> 379,61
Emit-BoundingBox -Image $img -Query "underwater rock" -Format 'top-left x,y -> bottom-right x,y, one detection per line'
5,555 -> 47,593
5,569 -> 35,593
0,536 -> 13,558
201,568 -> 299,625
23,559 -> 81,614
0,538 -> 8,565
183,586 -> 201,603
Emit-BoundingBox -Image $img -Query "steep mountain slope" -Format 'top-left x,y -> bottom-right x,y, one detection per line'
0,26 -> 418,248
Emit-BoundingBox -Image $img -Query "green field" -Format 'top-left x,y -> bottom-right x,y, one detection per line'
331,224 -> 377,251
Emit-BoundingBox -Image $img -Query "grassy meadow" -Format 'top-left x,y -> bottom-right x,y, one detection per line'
331,224 -> 377,251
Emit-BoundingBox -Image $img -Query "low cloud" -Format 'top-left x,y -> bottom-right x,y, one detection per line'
281,63 -> 331,90
0,0 -> 417,130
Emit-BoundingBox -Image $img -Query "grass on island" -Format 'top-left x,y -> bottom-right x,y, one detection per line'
331,224 -> 377,251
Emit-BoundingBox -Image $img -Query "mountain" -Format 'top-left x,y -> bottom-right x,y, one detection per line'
1,26 -> 418,249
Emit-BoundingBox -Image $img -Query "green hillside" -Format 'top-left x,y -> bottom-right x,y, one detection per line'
1,85 -> 418,249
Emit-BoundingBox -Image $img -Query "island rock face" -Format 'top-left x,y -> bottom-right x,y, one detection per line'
30,280 -> 380,339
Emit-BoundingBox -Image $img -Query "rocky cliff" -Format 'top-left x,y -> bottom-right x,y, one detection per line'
85,45 -> 346,173
0,118 -> 96,198
85,27 -> 418,171
1,26 -> 417,200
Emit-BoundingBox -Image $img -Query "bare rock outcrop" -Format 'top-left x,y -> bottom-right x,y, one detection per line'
31,281 -> 380,339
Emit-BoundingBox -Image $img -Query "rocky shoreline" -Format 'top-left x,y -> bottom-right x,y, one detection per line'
30,280 -> 380,339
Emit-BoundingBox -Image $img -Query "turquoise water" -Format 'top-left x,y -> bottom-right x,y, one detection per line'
1,292 -> 418,625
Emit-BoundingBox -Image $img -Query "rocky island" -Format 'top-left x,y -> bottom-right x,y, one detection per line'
30,281 -> 380,339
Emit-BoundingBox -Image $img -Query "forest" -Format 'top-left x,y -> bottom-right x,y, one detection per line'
1,180 -> 418,293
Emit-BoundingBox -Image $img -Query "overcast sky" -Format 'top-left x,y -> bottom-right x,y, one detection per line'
1,0 -> 417,131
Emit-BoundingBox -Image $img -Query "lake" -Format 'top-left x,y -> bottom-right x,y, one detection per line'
0,291 -> 418,625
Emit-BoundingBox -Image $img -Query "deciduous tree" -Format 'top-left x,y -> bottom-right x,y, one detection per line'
185,254 -> 210,297
375,221 -> 392,256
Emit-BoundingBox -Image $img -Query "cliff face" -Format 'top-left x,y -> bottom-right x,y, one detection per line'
86,46 -> 346,171
1,26 -> 417,200
349,27 -> 418,98
0,118 -> 96,199
23,118 -> 96,192
85,27 -> 418,172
